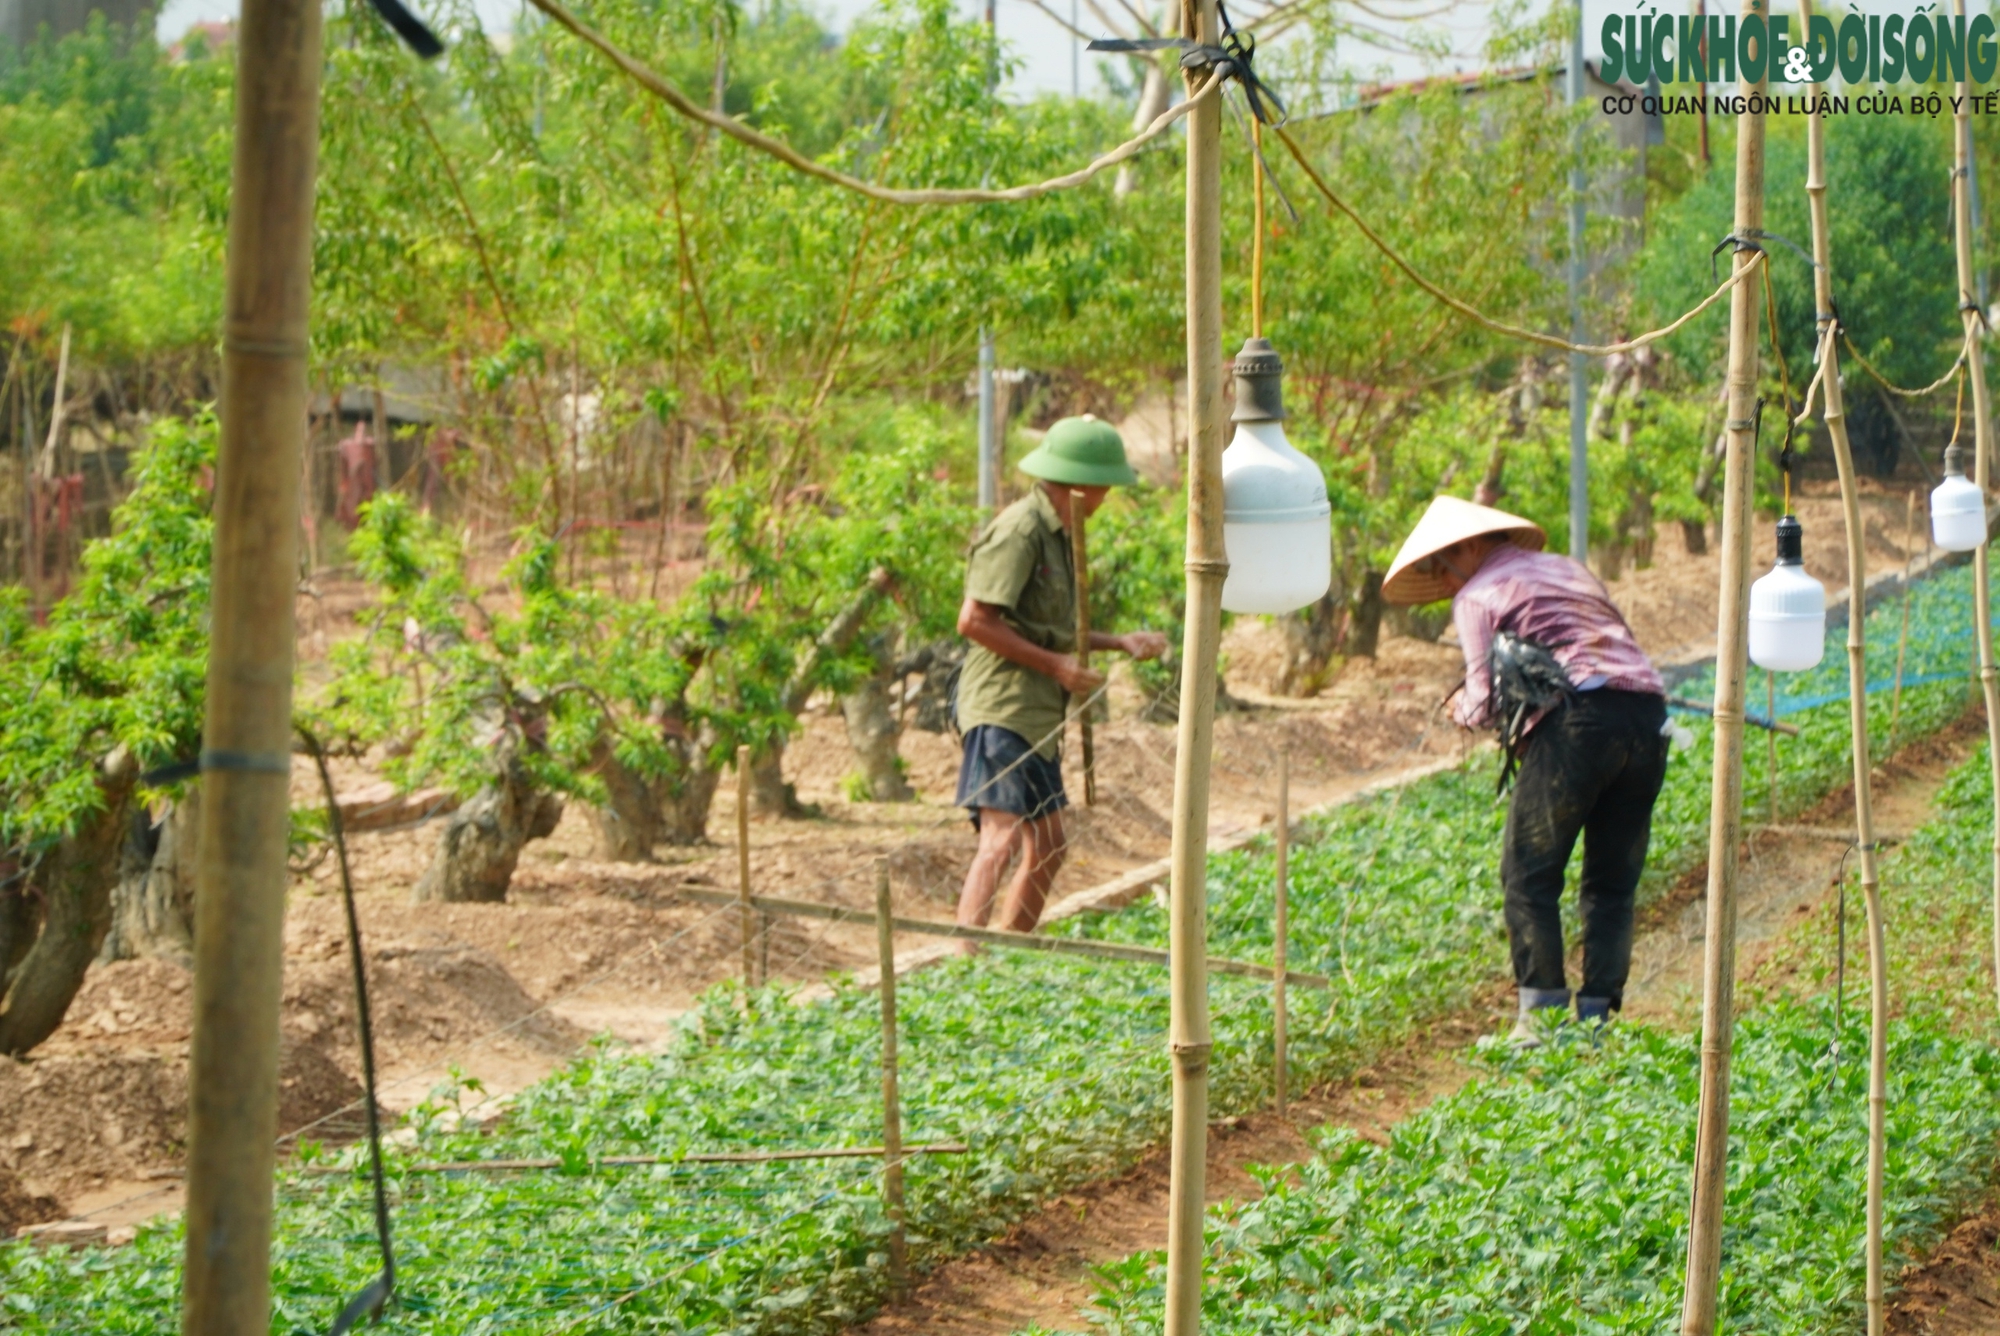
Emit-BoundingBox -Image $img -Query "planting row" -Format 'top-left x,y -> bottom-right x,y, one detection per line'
1079,732 -> 2000,1335
2,567 -> 1990,1332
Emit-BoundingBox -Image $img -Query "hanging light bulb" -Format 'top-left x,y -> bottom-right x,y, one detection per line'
1931,442 -> 1988,553
1220,338 -> 1332,615
1749,514 -> 1827,673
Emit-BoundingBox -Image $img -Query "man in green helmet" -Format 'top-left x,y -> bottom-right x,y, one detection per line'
952,415 -> 1168,943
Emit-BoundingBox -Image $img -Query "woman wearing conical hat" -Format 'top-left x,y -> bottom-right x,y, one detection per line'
1384,496 -> 1667,1046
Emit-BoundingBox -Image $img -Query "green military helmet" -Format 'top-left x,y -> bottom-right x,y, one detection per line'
1017,414 -> 1139,487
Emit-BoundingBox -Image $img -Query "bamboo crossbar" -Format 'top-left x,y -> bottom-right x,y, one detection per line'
303,1141 -> 970,1176
674,887 -> 1331,989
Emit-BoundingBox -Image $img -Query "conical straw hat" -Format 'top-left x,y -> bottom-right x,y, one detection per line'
1382,495 -> 1547,606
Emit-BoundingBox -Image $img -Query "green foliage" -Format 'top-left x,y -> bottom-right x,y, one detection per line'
1636,113 -> 1958,388
1087,1006 -> 2000,1334
322,496 -> 699,799
0,413 -> 213,853
8,546 -> 1986,1334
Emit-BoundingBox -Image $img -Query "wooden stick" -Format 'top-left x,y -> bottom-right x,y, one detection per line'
181,0 -> 323,1328
1071,489 -> 1096,806
876,862 -> 907,1289
737,743 -> 755,990
1951,0 -> 2000,1031
1273,749 -> 1289,1117
302,1142 -> 971,1175
674,886 -> 1331,989
38,324 -> 68,480
1888,491 -> 1916,755
1798,9 -> 1890,1314
1678,21 -> 1765,1331
1165,2 -> 1225,1328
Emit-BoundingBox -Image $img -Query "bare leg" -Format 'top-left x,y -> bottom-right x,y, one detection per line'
996,810 -> 1068,933
954,809 -> 1023,953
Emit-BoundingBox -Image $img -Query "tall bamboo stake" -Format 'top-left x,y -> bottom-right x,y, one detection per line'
1795,14 -> 1889,1319
875,862 -> 907,1289
180,0 -> 322,1327
1162,0 -> 1224,1328
1677,21 -> 1765,1331
1273,749 -> 1289,1117
1071,490 -> 1096,806
1952,0 -> 2000,1018
1887,491 -> 1916,755
737,743 -> 755,989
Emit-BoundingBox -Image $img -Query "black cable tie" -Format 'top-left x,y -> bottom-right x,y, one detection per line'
1740,227 -> 1823,272
366,0 -> 444,58
1711,233 -> 1764,284
200,748 -> 294,775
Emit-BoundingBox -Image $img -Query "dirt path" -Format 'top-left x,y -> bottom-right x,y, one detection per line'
851,708 -> 1987,1336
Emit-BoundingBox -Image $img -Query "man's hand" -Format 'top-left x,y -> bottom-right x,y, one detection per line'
1054,655 -> 1108,696
1118,631 -> 1169,662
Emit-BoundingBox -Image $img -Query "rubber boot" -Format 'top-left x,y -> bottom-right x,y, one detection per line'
1508,987 -> 1571,1049
1575,995 -> 1614,1045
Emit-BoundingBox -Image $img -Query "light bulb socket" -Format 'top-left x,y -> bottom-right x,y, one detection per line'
1230,337 -> 1286,423
1774,513 -> 1804,565
1944,442 -> 1968,479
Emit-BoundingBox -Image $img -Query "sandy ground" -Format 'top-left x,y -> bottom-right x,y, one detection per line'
0,473 -> 1938,1243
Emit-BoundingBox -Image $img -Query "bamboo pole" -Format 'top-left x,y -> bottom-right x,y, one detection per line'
1887,491 -> 1916,755
1952,0 -> 2000,1019
1163,0 -> 1224,1325
1795,16 -> 1889,1320
875,863 -> 907,1289
1071,489 -> 1096,806
37,324 -> 68,479
180,0 -> 322,1327
1677,18 -> 1765,1331
1273,749 -> 1288,1118
737,743 -> 755,989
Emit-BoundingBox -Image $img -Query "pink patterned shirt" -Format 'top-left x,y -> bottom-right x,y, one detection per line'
1450,543 -> 1663,730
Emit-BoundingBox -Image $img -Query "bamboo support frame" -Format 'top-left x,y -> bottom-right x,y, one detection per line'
1795,10 -> 1889,1319
1678,17 -> 1765,1331
181,0 -> 322,1327
1273,750 -> 1289,1117
737,743 -> 755,990
674,886 -> 1330,987
876,863 -> 907,1289
1164,0 -> 1225,1323
303,1142 -> 971,1176
1071,491 -> 1096,806
1953,0 -> 2000,1019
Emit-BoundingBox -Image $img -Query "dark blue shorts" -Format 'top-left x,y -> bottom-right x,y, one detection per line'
955,725 -> 1067,826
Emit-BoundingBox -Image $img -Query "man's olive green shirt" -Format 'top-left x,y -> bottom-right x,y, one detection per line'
955,487 -> 1075,760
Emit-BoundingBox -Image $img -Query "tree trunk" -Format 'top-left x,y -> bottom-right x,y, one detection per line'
1114,61 -> 1170,199
0,747 -> 139,1055
753,566 -> 893,818
584,740 -> 665,862
1346,570 -> 1387,659
842,640 -> 914,802
102,784 -> 200,967
413,749 -> 562,903
1274,588 -> 1346,696
656,721 -> 725,845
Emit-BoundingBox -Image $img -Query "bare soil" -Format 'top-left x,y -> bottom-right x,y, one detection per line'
1,473 -> 1931,1245
1891,1209 -> 2000,1335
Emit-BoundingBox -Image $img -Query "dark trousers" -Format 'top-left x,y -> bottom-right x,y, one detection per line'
1500,689 -> 1669,1011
